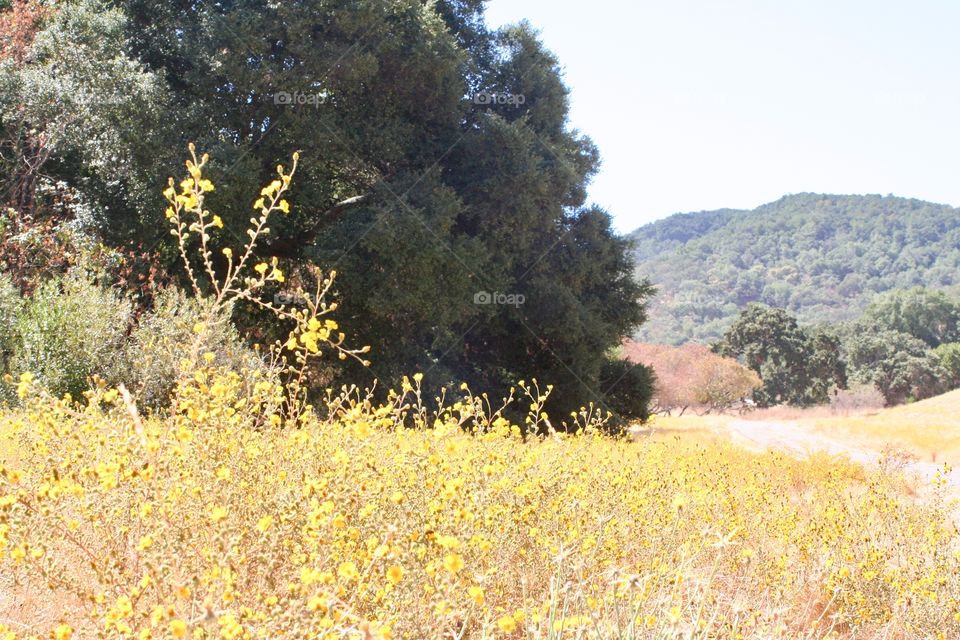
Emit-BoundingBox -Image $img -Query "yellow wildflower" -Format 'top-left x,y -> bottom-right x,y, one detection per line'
386,565 -> 404,585
497,615 -> 517,633
443,553 -> 464,574
338,561 -> 359,581
169,619 -> 187,638
468,585 -> 484,605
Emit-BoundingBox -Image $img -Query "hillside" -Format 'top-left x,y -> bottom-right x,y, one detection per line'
629,194 -> 960,344
811,388 -> 960,465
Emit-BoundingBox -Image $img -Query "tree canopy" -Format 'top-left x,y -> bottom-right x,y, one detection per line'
624,341 -> 761,415
0,0 -> 653,424
858,288 -> 960,349
629,194 -> 960,345
839,288 -> 960,404
714,304 -> 847,408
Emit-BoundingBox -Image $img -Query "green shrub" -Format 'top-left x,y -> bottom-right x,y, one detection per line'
0,274 -> 21,360
12,270 -> 133,399
598,359 -> 656,429
2,273 -> 268,410
0,274 -> 23,404
119,287 -> 260,410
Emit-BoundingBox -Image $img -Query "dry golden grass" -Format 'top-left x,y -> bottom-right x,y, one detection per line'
660,390 -> 960,469
1,375 -> 958,639
809,389 -> 960,466
630,414 -> 734,445
745,405 -> 864,421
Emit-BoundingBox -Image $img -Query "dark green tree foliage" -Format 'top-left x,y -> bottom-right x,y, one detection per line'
629,194 -> 960,345
714,304 -> 846,407
838,288 -> 960,404
859,288 -> 960,348
0,0 -> 653,424
843,328 -> 946,406
933,343 -> 960,390
598,359 -> 656,429
805,331 -> 848,406
0,1 -> 170,222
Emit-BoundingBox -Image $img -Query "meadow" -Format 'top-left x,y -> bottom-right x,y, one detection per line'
3,3 -> 960,638
808,390 -> 960,468
0,372 -> 958,639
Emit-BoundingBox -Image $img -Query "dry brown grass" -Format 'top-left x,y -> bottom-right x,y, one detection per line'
740,386 -> 886,422
809,389 -> 960,466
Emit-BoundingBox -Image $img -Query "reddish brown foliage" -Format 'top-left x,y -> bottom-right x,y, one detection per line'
0,213 -> 74,294
0,0 -> 47,64
0,204 -> 170,303
1,2 -> 54,216
623,339 -> 761,415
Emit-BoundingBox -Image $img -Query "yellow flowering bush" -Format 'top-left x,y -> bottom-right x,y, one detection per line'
0,149 -> 957,639
0,376 -> 958,639
160,145 -> 368,424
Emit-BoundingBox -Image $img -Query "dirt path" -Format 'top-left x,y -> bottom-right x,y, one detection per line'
725,419 -> 959,489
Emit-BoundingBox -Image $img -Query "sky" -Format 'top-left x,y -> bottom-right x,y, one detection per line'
483,0 -> 960,232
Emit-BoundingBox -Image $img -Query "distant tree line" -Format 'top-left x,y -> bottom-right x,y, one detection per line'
630,194 -> 960,345
714,288 -> 960,407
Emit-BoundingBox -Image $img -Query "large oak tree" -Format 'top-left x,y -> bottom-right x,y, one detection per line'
0,0 -> 653,424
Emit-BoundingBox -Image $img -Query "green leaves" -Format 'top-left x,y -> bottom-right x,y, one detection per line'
843,328 -> 945,406
933,342 -> 960,390
860,288 -> 960,348
714,304 -> 846,408
2,0 -> 652,424
630,194 -> 960,345
11,271 -> 133,400
840,287 -> 960,405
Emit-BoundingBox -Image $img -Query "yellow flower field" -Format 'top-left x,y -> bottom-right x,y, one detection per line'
0,148 -> 957,639
0,373 -> 957,639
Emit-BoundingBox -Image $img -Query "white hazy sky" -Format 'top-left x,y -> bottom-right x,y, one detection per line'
483,0 -> 960,232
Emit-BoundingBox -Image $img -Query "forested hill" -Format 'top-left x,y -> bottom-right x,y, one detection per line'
629,193 -> 960,345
